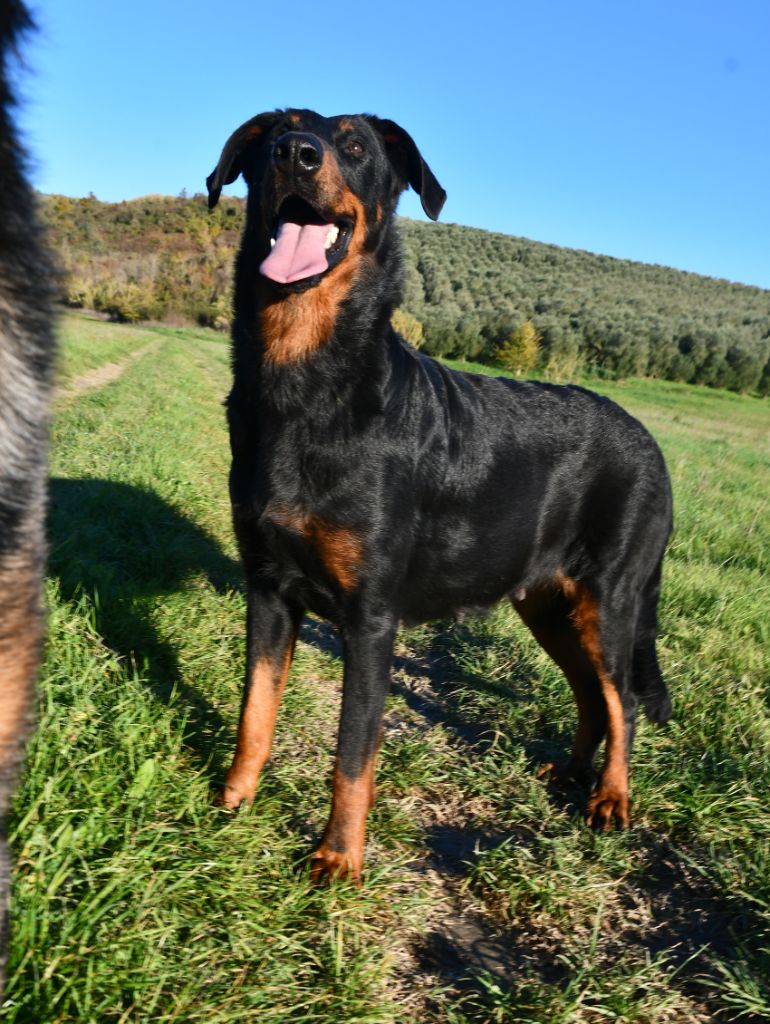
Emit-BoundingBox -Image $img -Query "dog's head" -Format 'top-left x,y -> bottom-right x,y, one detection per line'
207,109 -> 445,292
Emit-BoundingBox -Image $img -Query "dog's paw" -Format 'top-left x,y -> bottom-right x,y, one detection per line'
218,780 -> 256,810
585,786 -> 630,831
309,846 -> 362,886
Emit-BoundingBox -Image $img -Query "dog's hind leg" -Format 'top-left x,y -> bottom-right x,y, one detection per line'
513,586 -> 607,780
516,577 -> 640,829
561,576 -> 640,830
310,610 -> 397,885
222,586 -> 302,809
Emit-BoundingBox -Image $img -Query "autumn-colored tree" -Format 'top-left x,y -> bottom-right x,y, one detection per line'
495,320 -> 541,374
391,308 -> 424,348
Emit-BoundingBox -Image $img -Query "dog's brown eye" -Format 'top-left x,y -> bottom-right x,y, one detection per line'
347,140 -> 364,156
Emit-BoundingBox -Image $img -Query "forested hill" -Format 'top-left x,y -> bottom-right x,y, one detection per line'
41,192 -> 770,394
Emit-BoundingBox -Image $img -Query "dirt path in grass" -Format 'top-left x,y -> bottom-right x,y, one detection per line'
57,341 -> 159,402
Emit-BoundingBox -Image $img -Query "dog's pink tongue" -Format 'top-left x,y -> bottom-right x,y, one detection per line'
259,220 -> 332,284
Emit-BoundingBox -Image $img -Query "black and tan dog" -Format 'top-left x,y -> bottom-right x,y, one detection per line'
207,108 -> 672,883
0,0 -> 56,983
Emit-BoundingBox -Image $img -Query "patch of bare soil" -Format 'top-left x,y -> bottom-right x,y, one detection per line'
384,643 -> 536,1020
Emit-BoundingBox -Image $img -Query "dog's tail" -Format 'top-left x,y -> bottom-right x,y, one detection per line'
632,568 -> 672,725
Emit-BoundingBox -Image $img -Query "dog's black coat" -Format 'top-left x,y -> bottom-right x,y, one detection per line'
208,108 -> 672,881
0,0 -> 56,982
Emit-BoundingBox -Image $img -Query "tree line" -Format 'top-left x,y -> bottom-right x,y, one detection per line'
41,192 -> 770,395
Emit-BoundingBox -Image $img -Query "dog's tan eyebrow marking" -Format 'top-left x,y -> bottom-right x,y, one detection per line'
338,119 -> 355,132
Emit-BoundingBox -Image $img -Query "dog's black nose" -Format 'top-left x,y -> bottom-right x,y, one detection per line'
272,132 -> 323,176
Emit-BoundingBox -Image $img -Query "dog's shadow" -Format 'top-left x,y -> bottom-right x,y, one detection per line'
300,613 -> 581,839
48,476 -> 243,778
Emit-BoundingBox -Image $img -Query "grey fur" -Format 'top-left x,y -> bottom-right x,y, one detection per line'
0,0 -> 56,989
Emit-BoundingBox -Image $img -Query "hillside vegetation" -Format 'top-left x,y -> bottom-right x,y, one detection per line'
41,193 -> 770,394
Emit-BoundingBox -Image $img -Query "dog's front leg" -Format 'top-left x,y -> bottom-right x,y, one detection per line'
310,611 -> 397,885
222,586 -> 302,809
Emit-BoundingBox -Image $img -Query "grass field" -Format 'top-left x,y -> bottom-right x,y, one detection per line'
3,312 -> 769,1022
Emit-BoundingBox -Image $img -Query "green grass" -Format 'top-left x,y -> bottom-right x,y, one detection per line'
54,314 -> 160,383
4,314 -> 769,1022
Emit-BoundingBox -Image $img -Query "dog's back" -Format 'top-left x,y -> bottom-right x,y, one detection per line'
0,0 -> 55,986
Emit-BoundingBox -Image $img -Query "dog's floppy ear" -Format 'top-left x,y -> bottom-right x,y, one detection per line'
365,116 -> 446,221
206,112 -> 280,210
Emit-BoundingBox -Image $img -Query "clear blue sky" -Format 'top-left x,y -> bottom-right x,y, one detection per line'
17,0 -> 770,288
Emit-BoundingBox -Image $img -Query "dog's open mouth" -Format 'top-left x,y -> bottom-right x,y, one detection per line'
259,196 -> 353,286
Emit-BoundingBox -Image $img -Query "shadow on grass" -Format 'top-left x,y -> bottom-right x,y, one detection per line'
302,613 -> 766,1019
48,477 -> 243,780
300,614 -> 582,834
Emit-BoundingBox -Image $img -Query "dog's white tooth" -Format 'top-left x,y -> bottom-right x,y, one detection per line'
270,237 -> 276,248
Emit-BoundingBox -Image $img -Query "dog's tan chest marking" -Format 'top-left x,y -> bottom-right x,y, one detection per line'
264,504 -> 363,591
